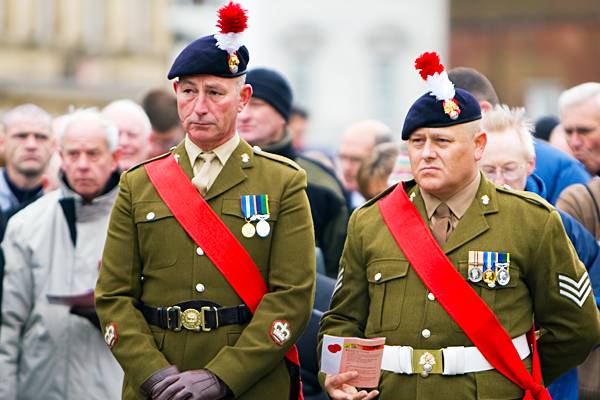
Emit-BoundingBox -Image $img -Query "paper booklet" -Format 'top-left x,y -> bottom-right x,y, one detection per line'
320,335 -> 386,388
46,288 -> 95,308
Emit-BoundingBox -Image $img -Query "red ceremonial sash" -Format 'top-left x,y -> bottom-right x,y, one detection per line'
144,156 -> 302,376
378,183 -> 549,400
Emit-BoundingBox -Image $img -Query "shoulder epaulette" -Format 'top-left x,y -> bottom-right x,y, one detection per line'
126,151 -> 172,173
252,147 -> 300,171
495,185 -> 554,211
360,184 -> 399,209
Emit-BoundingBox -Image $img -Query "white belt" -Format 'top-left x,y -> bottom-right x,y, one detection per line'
381,333 -> 529,376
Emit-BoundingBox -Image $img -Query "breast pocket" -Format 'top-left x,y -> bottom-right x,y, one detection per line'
221,198 -> 280,233
134,201 -> 178,270
458,261 -> 521,331
366,259 -> 410,332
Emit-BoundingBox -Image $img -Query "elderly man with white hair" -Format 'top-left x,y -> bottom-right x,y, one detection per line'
0,108 -> 123,400
560,82 -> 600,176
102,99 -> 152,170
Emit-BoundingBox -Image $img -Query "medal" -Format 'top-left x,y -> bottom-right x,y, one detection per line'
240,194 -> 271,238
242,221 -> 256,238
482,251 -> 497,287
496,252 -> 510,286
256,218 -> 270,238
468,251 -> 483,283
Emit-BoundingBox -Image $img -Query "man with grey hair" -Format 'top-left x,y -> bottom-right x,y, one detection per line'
560,82 -> 600,175
0,103 -> 55,211
0,108 -> 123,400
102,99 -> 152,170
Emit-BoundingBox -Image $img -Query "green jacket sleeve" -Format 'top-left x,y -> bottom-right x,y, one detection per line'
95,173 -> 171,391
529,209 -> 600,383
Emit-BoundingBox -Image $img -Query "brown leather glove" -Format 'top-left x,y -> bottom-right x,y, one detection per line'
140,365 -> 180,399
155,369 -> 231,400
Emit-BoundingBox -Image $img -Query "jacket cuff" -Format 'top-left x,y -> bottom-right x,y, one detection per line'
140,365 -> 180,397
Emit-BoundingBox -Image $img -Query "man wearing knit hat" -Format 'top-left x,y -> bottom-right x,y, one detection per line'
239,67 -> 348,278
96,4 -> 315,400
318,52 -> 599,400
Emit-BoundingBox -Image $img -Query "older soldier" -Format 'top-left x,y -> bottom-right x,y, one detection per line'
0,108 -> 123,400
95,3 -> 315,400
319,52 -> 600,400
102,99 -> 152,171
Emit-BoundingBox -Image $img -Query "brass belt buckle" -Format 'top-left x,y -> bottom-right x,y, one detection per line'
179,306 -> 218,332
166,306 -> 182,331
412,349 -> 443,377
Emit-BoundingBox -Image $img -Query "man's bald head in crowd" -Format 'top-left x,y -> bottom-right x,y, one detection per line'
337,120 -> 393,192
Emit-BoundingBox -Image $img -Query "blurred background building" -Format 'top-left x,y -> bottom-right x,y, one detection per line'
0,0 -> 598,148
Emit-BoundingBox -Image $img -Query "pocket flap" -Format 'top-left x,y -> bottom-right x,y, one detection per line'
133,201 -> 174,223
366,260 -> 410,283
222,198 -> 280,221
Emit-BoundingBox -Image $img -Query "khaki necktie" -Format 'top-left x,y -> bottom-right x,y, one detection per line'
431,203 -> 452,245
192,152 -> 216,196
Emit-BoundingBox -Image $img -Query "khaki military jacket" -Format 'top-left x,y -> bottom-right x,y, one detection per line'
319,176 -> 600,400
96,140 -> 316,399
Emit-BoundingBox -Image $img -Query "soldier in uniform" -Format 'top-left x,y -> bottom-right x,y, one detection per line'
95,3 -> 315,400
318,52 -> 600,400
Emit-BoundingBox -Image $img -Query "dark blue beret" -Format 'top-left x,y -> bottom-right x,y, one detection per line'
401,88 -> 482,140
246,68 -> 293,121
167,35 -> 249,80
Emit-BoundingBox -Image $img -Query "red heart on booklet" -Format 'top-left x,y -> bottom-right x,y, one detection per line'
328,344 -> 342,353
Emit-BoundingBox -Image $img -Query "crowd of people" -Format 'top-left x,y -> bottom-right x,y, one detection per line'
0,3 -> 599,400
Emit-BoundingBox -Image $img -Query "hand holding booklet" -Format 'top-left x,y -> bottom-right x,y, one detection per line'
46,288 -> 95,308
320,335 -> 386,388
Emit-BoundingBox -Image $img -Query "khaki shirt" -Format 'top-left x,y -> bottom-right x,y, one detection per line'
185,133 -> 240,193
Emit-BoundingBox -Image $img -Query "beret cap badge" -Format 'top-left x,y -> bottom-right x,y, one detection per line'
415,52 -> 461,120
214,2 -> 248,74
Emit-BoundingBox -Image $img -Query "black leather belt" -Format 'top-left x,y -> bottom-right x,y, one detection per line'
138,300 -> 252,332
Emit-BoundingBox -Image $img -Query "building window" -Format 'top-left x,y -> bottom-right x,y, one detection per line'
34,0 -> 55,45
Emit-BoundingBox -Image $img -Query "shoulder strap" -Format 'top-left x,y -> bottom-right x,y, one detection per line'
378,183 -> 550,400
583,183 -> 600,225
144,156 -> 301,371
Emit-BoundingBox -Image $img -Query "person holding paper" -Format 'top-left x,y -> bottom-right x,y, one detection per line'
0,108 -> 123,399
318,52 -> 600,400
95,3 -> 315,400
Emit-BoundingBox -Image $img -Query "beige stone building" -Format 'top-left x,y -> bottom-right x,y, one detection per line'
0,0 -> 173,116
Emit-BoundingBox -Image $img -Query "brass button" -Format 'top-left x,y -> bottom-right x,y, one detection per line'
196,247 -> 204,256
422,329 -> 431,339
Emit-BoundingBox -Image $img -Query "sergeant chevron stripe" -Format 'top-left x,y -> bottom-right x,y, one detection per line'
558,271 -> 592,308
333,267 -> 344,295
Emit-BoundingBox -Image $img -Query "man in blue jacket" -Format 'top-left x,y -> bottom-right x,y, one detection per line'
480,104 -> 600,400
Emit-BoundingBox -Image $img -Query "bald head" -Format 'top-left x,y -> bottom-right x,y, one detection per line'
337,120 -> 393,191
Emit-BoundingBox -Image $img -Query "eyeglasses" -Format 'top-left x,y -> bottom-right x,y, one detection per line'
480,163 -> 526,181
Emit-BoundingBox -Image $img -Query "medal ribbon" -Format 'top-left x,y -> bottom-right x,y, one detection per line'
378,183 -> 549,400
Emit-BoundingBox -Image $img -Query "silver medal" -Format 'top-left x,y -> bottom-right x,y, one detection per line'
497,267 -> 510,286
256,219 -> 270,238
468,266 -> 483,282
